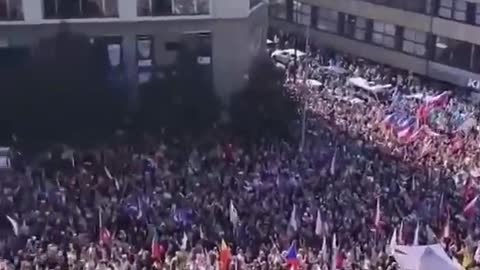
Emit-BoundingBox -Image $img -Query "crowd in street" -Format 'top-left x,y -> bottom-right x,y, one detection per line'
0,36 -> 479,270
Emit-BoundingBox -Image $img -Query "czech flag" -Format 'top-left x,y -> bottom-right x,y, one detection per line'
286,242 -> 299,270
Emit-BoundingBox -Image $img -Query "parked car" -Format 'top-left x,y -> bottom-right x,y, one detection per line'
271,49 -> 306,65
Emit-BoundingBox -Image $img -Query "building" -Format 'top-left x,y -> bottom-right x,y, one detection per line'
270,0 -> 480,91
0,0 -> 268,103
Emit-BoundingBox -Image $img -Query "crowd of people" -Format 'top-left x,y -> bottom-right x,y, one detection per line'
0,35 -> 479,269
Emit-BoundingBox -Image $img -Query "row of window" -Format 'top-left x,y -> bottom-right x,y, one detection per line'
0,0 -> 212,20
359,0 -> 480,26
270,0 -> 480,73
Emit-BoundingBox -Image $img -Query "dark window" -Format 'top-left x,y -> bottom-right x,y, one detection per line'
472,45 -> 480,73
344,15 -> 367,41
434,36 -> 474,71
292,0 -> 311,26
43,0 -> 118,18
0,0 -> 23,20
315,6 -> 338,33
269,0 -> 287,19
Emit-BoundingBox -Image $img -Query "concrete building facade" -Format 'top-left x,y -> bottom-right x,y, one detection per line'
270,0 -> 480,91
0,0 -> 268,103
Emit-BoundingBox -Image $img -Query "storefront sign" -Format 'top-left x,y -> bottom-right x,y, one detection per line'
467,78 -> 480,90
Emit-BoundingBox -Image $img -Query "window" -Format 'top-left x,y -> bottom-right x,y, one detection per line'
137,0 -> 209,16
434,36 -> 473,71
362,0 -> 429,13
293,0 -> 310,26
0,0 -> 22,20
316,7 -> 338,32
270,0 -> 287,19
475,3 -> 480,25
372,21 -> 396,48
438,0 -> 466,21
402,28 -> 427,57
344,15 -> 367,40
43,0 -> 118,18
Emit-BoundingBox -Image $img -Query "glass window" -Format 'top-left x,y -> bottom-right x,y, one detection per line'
137,0 -> 209,16
344,15 -> 367,40
0,0 -> 23,20
316,7 -> 338,32
434,36 -> 473,71
270,0 -> 287,19
476,4 -> 480,25
372,20 -> 396,48
402,28 -> 427,57
438,0 -> 466,21
43,0 -> 118,18
293,0 -> 311,26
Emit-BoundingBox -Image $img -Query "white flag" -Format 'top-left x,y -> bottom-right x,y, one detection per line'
180,232 -> 188,250
104,166 -> 113,180
330,148 -> 337,175
229,201 -> 239,226
413,221 -> 420,246
474,241 -> 480,263
289,204 -> 298,231
398,220 -> 404,244
315,210 -> 323,236
387,227 -> 397,256
374,197 -> 381,229
331,234 -> 337,270
321,235 -> 328,262
6,215 -> 19,236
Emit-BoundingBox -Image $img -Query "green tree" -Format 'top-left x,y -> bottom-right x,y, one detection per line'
229,57 -> 300,141
5,24 -> 123,145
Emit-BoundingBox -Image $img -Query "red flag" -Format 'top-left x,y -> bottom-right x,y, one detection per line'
98,208 -> 111,245
219,239 -> 231,270
463,195 -> 479,217
151,230 -> 163,260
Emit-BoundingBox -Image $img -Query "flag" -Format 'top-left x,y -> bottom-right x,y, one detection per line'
331,234 -> 337,270
289,204 -> 298,232
6,215 -> 19,236
374,197 -> 381,229
321,236 -> 328,262
315,210 -> 323,236
474,241 -> 480,263
387,227 -> 397,256
398,221 -> 404,245
219,239 -> 231,270
442,215 -> 450,240
229,201 -> 239,227
426,91 -> 449,107
151,229 -> 162,260
199,226 -> 205,240
462,247 -> 473,268
330,147 -> 337,175
104,166 -> 113,180
426,225 -> 437,244
180,232 -> 188,251
99,208 -> 111,245
463,195 -> 478,216
286,241 -> 299,270
413,221 -> 420,246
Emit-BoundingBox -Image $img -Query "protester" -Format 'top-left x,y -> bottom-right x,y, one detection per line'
0,35 -> 479,270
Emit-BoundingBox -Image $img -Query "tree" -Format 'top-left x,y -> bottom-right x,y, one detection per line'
3,24 -> 123,145
229,57 -> 300,141
135,66 -> 220,135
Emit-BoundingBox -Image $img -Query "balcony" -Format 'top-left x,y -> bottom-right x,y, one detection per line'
0,0 -> 23,20
43,0 -> 119,19
137,0 -> 210,16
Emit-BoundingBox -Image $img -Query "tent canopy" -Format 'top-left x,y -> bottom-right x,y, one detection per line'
393,245 -> 461,270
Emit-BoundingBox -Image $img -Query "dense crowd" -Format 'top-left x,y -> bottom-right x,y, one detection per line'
0,36 -> 479,270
